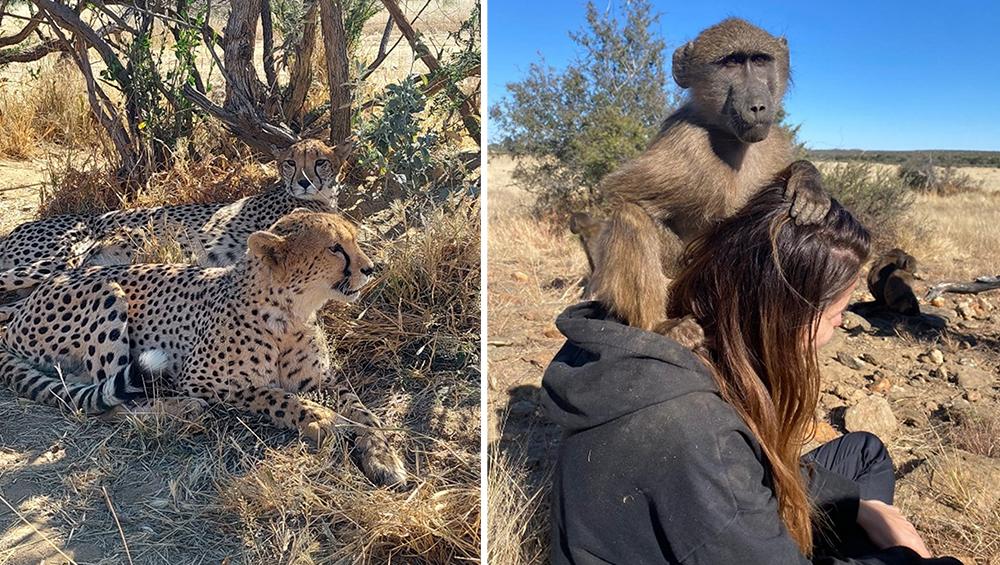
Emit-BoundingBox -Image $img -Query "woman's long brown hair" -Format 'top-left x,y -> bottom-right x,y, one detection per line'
666,185 -> 870,554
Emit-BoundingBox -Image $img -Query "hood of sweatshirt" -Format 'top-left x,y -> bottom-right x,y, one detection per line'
541,301 -> 718,432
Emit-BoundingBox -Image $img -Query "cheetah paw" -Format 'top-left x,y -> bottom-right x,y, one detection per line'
300,400 -> 339,445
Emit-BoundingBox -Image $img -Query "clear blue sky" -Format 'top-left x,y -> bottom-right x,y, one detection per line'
487,0 -> 1000,151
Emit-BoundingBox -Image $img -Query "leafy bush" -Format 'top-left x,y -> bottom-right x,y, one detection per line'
490,0 -> 675,218
822,162 -> 913,249
898,155 -> 981,195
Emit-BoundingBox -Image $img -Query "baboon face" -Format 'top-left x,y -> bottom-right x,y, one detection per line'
672,18 -> 790,143
887,248 -> 918,274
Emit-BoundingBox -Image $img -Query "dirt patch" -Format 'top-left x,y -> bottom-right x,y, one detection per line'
487,153 -> 1000,564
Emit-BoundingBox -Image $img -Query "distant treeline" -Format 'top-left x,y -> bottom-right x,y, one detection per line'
807,149 -> 1000,168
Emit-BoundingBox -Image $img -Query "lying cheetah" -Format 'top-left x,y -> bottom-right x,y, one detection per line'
0,210 -> 407,486
0,139 -> 352,302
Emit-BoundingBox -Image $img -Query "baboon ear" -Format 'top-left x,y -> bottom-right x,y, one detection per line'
672,42 -> 694,89
248,231 -> 287,278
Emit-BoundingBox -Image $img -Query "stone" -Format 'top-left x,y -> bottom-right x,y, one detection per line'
836,351 -> 866,371
511,271 -> 530,283
930,296 -> 947,307
844,395 -> 898,439
919,349 -> 945,366
840,311 -> 872,333
813,421 -> 840,443
954,366 -> 993,390
541,324 -> 562,339
870,376 -> 893,395
860,352 -> 881,366
964,390 -> 982,402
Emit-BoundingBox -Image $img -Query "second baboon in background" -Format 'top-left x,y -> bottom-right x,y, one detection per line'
868,248 -> 921,315
586,18 -> 831,331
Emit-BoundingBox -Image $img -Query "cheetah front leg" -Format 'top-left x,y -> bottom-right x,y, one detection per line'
279,328 -> 408,488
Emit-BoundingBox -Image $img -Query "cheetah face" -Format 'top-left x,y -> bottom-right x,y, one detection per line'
248,211 -> 375,314
277,139 -> 353,205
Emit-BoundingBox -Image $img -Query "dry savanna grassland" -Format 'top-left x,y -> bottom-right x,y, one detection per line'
488,153 -> 1000,565
0,1 -> 480,564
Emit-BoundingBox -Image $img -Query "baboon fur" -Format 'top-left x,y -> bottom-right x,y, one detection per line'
586,18 -> 831,331
868,248 -> 921,316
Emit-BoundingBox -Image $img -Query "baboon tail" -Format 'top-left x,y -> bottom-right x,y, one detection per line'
0,348 -> 162,414
588,202 -> 670,331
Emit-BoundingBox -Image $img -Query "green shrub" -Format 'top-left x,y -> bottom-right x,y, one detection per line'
490,0 -> 675,219
898,155 -> 980,194
822,162 -> 913,249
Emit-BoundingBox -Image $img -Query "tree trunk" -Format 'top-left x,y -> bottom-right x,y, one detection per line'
283,0 -> 319,127
319,0 -> 351,144
222,0 -> 263,117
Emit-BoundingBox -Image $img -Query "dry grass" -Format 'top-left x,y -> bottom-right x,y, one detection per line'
487,416 -> 548,565
0,62 -> 103,159
37,152 -> 274,218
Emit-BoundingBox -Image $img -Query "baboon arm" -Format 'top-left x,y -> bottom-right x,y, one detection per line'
588,202 -> 671,331
775,160 -> 831,225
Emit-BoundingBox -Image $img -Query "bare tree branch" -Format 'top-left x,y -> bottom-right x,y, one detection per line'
926,276 -> 1000,301
0,37 -> 64,64
0,12 -> 40,47
182,84 -> 298,154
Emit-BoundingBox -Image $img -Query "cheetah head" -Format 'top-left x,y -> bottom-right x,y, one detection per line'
247,210 -> 375,314
277,139 -> 353,205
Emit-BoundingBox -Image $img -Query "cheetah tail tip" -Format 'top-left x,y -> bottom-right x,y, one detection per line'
138,349 -> 169,373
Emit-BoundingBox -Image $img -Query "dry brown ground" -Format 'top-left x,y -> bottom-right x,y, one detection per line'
487,154 -> 1000,565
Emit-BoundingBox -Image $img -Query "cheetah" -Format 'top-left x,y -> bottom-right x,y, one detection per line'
0,139 -> 352,303
0,210 -> 408,487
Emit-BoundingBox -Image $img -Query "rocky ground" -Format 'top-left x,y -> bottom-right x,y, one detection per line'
487,155 -> 1000,565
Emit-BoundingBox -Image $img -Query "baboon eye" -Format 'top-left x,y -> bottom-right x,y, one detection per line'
750,54 -> 771,66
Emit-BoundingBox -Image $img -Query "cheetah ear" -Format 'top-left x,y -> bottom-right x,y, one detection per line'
333,138 -> 355,162
248,231 -> 287,279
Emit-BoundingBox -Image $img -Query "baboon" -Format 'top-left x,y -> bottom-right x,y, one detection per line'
867,248 -> 921,315
586,18 -> 831,331
568,212 -> 603,273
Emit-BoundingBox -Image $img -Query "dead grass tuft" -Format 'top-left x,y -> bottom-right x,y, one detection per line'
0,63 -> 103,159
488,419 -> 549,565
36,152 -> 274,218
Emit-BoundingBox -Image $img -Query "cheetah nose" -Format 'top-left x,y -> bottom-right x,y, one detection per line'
297,179 -> 311,189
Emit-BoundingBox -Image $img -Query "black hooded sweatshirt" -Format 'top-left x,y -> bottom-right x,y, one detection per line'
542,302 -> 962,565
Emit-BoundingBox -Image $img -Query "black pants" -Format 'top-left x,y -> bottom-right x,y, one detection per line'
802,431 -> 895,558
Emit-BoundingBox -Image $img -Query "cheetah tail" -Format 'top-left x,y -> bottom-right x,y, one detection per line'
0,349 -> 155,414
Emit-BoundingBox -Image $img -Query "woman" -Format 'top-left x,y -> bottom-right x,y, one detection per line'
542,186 -> 961,564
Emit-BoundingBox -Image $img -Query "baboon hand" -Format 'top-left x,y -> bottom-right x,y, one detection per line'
783,160 -> 831,225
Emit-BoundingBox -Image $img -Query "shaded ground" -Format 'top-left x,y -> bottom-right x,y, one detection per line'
487,154 -> 1000,565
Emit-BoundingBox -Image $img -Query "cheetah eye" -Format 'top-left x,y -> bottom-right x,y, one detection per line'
283,159 -> 296,168
315,159 -> 329,167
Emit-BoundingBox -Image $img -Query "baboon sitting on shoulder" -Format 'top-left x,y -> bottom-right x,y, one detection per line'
585,18 -> 831,332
